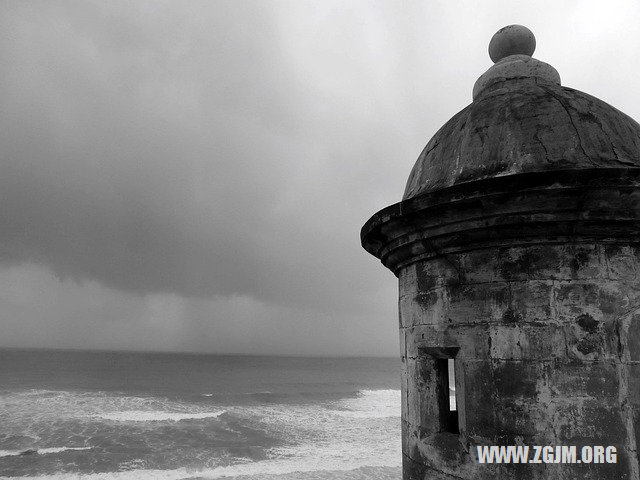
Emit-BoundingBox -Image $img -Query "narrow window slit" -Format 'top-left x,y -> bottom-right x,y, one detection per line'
448,358 -> 456,412
436,357 -> 458,433
420,347 -> 461,435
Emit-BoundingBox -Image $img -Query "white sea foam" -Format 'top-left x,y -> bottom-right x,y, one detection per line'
93,410 -> 226,422
0,447 -> 91,457
1,388 -> 401,479
330,389 -> 401,418
201,391 -> 272,396
39,447 -> 92,454
0,450 -> 25,457
1,389 -> 228,425
2,456 -> 398,479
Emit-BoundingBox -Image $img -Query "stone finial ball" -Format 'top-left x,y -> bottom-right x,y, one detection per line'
488,25 -> 536,63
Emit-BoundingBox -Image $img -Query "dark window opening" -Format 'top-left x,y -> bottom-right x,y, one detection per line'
435,356 -> 458,434
419,347 -> 460,435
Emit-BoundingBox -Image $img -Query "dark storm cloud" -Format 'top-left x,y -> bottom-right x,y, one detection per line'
3,0 -> 640,338
1,0 -> 422,312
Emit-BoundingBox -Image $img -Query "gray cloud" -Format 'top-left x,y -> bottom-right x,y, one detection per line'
1,0 -> 404,312
1,0 -> 640,354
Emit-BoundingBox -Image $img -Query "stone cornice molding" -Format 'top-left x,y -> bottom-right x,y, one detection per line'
361,168 -> 640,275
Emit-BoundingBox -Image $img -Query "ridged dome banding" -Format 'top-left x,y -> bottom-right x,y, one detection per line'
404,79 -> 640,200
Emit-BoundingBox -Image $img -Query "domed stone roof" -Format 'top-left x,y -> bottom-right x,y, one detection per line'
403,27 -> 640,201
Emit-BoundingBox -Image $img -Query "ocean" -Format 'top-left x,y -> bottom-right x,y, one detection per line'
0,349 -> 401,479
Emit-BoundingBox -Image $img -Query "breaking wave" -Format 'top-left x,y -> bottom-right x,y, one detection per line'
93,410 -> 226,422
0,447 -> 92,457
330,389 -> 400,418
0,388 -> 401,479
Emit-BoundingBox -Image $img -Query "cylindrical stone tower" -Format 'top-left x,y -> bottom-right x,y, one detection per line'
361,26 -> 640,480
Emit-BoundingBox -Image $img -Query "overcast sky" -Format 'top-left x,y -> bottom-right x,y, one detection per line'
1,0 -> 639,356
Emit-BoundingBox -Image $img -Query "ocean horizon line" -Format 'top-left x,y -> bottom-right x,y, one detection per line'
0,346 -> 398,360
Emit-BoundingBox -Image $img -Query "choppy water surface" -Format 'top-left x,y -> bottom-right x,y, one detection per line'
0,350 -> 401,479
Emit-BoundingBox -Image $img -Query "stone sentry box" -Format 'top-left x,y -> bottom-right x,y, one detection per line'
361,26 -> 640,480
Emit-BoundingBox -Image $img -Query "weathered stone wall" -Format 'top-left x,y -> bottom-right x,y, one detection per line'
399,244 -> 640,479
